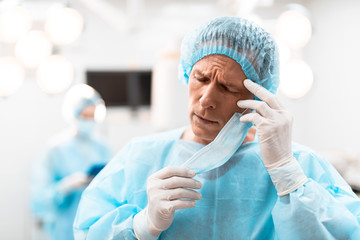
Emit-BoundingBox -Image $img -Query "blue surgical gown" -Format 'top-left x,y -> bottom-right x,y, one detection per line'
74,128 -> 360,239
31,132 -> 113,240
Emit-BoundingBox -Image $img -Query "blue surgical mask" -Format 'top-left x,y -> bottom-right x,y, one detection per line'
182,112 -> 252,174
76,119 -> 98,137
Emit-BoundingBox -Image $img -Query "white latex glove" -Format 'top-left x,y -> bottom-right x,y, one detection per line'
237,79 -> 294,168
58,172 -> 91,195
133,166 -> 202,239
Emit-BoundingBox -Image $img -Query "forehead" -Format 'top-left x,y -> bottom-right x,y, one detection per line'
192,54 -> 246,78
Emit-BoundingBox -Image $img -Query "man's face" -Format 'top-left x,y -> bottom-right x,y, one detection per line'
79,105 -> 96,120
188,54 -> 253,144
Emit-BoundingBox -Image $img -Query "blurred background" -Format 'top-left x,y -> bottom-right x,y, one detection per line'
0,0 -> 359,239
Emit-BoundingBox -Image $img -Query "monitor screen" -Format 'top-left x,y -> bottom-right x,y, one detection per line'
86,70 -> 152,108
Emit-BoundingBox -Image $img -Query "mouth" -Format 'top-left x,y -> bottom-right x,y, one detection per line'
194,113 -> 218,124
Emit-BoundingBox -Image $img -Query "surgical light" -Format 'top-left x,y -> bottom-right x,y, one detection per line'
0,6 -> 32,43
279,59 -> 314,99
45,7 -> 84,45
15,30 -> 53,68
36,55 -> 74,94
94,104 -> 106,123
276,5 -> 312,49
0,57 -> 25,97
235,0 -> 260,17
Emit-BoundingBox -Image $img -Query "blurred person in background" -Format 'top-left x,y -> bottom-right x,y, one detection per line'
74,17 -> 360,239
31,84 -> 113,240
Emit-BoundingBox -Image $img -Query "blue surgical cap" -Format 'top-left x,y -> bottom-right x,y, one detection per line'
179,16 -> 280,94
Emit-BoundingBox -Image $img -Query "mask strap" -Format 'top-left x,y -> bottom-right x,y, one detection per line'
181,112 -> 252,174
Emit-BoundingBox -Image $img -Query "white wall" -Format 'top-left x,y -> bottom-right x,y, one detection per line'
0,82 -> 65,239
279,0 -> 360,153
0,0 -> 359,239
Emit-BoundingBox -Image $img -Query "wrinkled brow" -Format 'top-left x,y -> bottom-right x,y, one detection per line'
192,69 -> 211,79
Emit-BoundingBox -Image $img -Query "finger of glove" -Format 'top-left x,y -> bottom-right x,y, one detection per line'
161,176 -> 202,190
151,166 -> 195,179
64,172 -> 87,183
237,100 -> 274,118
153,200 -> 197,218
164,188 -> 202,201
168,200 -> 197,212
243,79 -> 282,110
240,112 -> 265,126
79,177 -> 91,186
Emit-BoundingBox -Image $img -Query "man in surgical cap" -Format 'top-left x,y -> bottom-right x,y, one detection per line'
31,84 -> 113,240
73,17 -> 360,239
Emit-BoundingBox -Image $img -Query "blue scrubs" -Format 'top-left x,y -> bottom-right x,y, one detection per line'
31,133 -> 113,240
74,128 -> 360,239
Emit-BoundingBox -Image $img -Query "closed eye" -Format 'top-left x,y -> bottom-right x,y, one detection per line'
220,84 -> 229,91
196,77 -> 208,82
220,83 -> 239,93
194,74 -> 209,82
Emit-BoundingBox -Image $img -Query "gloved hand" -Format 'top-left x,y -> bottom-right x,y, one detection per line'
134,166 -> 202,239
58,172 -> 91,195
237,79 -> 294,169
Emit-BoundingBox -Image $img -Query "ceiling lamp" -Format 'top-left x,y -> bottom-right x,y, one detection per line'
0,6 -> 32,43
94,103 -> 106,123
276,4 -> 312,49
36,55 -> 74,94
0,57 -> 25,97
45,6 -> 84,45
279,59 -> 314,99
235,0 -> 260,16
15,30 -> 53,68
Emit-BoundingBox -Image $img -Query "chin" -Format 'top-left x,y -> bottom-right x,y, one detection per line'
192,125 -> 218,143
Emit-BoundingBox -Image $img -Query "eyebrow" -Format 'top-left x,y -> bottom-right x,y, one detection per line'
193,70 -> 209,78
193,69 -> 245,91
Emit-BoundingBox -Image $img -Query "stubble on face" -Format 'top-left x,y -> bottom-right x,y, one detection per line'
184,54 -> 252,144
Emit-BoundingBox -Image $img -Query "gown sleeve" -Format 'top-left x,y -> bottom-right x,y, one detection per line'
271,151 -> 360,240
31,148 -> 73,222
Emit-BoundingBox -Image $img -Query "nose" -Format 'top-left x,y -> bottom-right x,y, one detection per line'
199,83 -> 218,109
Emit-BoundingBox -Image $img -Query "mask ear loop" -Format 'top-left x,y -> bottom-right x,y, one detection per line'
239,108 -> 249,115
239,107 -> 258,142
